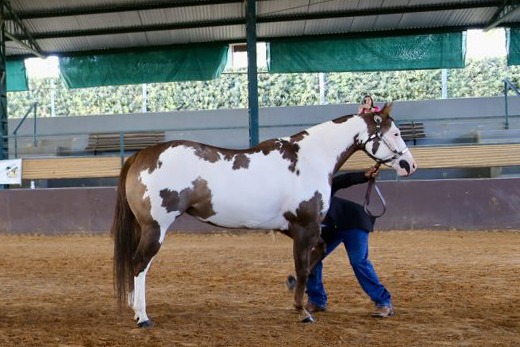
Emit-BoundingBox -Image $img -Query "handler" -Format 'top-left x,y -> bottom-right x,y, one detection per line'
287,165 -> 394,318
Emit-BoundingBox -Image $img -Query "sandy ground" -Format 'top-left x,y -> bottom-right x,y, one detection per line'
0,230 -> 519,347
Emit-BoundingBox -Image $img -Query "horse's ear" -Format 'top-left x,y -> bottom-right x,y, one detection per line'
380,102 -> 393,118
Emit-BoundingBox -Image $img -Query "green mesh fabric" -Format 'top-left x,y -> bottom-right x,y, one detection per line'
7,59 -> 28,92
59,45 -> 229,88
268,32 -> 466,73
507,28 -> 520,66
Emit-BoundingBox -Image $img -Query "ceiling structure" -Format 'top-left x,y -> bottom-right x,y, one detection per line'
4,0 -> 520,59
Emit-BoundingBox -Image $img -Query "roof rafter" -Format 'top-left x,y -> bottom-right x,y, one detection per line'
7,0 -> 243,20
486,0 -> 520,30
2,0 -> 45,58
7,1 -> 505,42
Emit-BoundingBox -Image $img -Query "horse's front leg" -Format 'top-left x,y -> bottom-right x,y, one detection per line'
291,223 -> 325,323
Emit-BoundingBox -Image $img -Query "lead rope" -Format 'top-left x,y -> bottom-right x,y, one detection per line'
363,164 -> 387,218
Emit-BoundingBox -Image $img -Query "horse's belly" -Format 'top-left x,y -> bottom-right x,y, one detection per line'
202,210 -> 288,230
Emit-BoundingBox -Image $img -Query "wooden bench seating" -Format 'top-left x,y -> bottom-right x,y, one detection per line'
340,144 -> 520,171
20,143 -> 520,180
85,131 -> 165,154
398,121 -> 425,145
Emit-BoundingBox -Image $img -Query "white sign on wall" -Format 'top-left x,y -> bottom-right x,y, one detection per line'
0,159 -> 22,185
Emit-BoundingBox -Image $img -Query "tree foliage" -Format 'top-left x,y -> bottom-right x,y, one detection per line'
7,57 -> 520,118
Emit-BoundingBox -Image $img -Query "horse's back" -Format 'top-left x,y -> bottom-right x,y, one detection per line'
123,138 -> 330,230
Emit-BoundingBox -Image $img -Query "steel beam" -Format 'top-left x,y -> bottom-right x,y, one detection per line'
246,0 -> 259,147
486,0 -> 520,30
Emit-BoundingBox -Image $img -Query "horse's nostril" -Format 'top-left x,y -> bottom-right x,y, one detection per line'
399,160 -> 411,174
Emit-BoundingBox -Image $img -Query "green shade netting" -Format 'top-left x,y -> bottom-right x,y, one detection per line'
6,59 -> 29,92
59,45 -> 229,88
268,32 -> 466,73
507,28 -> 520,65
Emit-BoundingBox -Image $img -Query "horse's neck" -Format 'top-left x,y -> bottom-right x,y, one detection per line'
292,116 -> 364,175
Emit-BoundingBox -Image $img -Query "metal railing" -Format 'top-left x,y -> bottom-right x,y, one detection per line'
503,78 -> 520,130
12,102 -> 38,158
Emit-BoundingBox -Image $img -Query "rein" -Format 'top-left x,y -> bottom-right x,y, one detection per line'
363,163 -> 387,218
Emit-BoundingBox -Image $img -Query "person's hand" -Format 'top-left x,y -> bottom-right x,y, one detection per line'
364,165 -> 380,179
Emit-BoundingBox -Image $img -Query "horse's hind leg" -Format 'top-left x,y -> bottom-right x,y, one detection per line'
291,223 -> 325,323
131,222 -> 165,327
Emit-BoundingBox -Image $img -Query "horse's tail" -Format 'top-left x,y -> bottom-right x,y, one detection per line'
111,153 -> 139,311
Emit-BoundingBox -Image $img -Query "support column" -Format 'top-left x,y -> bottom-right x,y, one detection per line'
246,0 -> 259,147
0,1 -> 8,161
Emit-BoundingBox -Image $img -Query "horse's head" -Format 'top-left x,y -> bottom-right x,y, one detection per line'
359,103 -> 417,177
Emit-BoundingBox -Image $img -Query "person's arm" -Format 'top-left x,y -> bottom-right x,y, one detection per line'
331,172 -> 367,195
330,165 -> 380,195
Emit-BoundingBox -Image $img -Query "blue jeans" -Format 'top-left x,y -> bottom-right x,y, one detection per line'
306,228 -> 392,309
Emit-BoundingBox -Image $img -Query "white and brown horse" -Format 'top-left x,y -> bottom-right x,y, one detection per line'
112,103 -> 416,327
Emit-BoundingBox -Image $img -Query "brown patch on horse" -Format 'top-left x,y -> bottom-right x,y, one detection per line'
332,143 -> 359,173
283,191 -> 325,226
361,105 -> 393,144
253,139 -> 300,173
279,140 -> 299,173
137,142 -> 175,173
332,114 -> 356,124
189,143 -> 221,163
231,153 -> 250,170
159,178 -> 215,219
289,130 -> 308,142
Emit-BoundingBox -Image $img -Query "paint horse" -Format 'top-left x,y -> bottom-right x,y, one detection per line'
112,103 -> 417,327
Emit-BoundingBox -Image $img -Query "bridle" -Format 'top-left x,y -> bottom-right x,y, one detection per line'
363,115 -> 410,166
362,115 -> 410,218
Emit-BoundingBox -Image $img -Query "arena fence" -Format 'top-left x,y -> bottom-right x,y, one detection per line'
19,143 -> 520,180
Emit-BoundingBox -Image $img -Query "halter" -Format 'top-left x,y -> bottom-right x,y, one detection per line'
363,115 -> 410,166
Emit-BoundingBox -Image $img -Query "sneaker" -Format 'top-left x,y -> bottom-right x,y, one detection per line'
305,302 -> 327,313
371,304 -> 394,318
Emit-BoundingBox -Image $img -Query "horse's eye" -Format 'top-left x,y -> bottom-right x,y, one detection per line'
394,133 -> 400,137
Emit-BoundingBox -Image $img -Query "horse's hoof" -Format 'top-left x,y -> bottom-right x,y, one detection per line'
285,275 -> 296,291
137,320 -> 153,328
301,315 -> 315,324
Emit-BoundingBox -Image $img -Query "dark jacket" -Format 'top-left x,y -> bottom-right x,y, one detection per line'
322,172 -> 376,233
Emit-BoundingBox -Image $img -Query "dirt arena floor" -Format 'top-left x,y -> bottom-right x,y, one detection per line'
0,230 -> 519,347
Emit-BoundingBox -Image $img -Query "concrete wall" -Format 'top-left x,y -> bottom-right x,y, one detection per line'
1,178 -> 518,234
8,97 -> 520,155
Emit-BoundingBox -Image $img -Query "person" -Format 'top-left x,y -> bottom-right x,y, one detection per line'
286,166 -> 394,318
358,95 -> 381,114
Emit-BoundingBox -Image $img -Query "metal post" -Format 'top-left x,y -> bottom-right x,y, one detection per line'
50,79 -> 56,116
441,69 -> 448,99
33,102 -> 37,146
142,83 -> 148,113
119,132 -> 125,167
246,0 -> 259,147
0,2 -> 8,162
504,80 -> 510,130
319,73 -> 326,104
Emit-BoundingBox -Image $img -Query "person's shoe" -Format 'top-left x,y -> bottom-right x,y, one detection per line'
305,302 -> 327,313
371,304 -> 394,318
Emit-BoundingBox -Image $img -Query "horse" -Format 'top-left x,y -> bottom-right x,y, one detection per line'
111,103 -> 417,327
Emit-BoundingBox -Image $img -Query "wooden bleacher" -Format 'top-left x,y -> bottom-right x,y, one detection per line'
85,131 -> 165,154
19,143 -> 520,180
340,144 -> 520,171
398,121 -> 425,145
